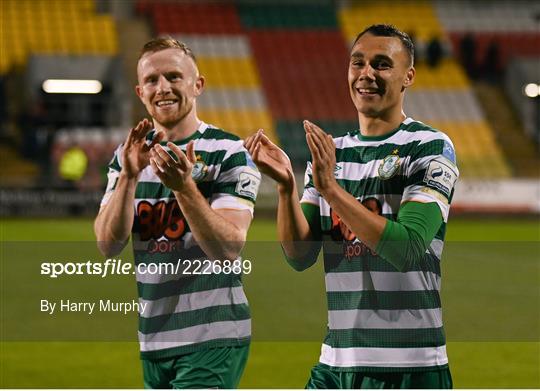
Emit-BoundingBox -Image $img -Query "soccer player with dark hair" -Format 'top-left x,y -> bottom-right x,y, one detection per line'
246,24 -> 458,389
95,37 -> 260,388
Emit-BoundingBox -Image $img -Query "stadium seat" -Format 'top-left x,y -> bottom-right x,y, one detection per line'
0,0 -> 118,73
336,0 -> 513,177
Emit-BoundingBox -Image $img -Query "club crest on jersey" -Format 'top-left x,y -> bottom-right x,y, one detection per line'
378,153 -> 400,180
191,155 -> 208,182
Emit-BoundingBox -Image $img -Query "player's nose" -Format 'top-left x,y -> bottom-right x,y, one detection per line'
156,75 -> 172,94
358,64 -> 375,81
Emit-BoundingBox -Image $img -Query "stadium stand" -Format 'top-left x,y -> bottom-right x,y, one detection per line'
137,0 -> 278,143
238,3 -> 358,165
0,0 -> 117,74
1,0 -> 538,206
435,0 -> 539,73
0,0 -> 120,188
434,0 -> 540,176
136,0 -> 531,177
338,0 -> 513,178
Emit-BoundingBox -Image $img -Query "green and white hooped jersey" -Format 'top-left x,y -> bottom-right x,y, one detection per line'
301,118 -> 459,372
101,122 -> 261,360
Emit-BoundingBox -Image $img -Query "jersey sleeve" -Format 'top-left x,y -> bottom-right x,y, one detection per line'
299,161 -> 323,239
209,141 -> 261,216
402,132 -> 459,222
100,144 -> 123,207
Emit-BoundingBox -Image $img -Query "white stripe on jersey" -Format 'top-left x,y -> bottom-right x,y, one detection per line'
138,319 -> 251,351
328,308 -> 443,330
319,343 -> 448,368
138,287 -> 248,316
325,270 -> 441,292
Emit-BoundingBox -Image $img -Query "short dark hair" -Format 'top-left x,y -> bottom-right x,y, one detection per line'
353,24 -> 414,66
139,37 -> 196,63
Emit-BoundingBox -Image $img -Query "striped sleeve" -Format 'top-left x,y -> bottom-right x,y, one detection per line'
402,132 -> 459,222
210,141 -> 261,215
100,144 -> 123,207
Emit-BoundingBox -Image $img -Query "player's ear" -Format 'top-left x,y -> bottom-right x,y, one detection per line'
194,75 -> 205,97
135,84 -> 144,101
403,67 -> 415,89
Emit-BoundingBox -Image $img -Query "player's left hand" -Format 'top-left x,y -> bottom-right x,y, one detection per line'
304,120 -> 338,196
149,141 -> 196,193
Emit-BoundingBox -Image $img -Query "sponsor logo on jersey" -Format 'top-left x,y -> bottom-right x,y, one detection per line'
334,164 -> 342,177
330,197 -> 382,261
236,171 -> 260,199
423,159 -> 458,198
378,153 -> 401,180
136,200 -> 186,241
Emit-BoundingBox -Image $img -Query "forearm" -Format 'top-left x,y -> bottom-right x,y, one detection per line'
174,181 -> 245,260
277,183 -> 320,270
322,184 -> 387,251
94,173 -> 138,256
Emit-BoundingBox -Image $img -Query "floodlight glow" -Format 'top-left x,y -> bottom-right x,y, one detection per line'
523,83 -> 539,98
42,79 -> 103,94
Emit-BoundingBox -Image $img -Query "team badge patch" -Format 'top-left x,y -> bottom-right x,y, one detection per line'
191,155 -> 208,182
423,159 -> 458,197
378,154 -> 401,180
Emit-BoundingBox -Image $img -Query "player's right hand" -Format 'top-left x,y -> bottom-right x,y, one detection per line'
122,118 -> 164,179
244,129 -> 295,193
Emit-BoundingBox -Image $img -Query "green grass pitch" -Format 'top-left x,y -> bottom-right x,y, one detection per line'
1,217 -> 539,388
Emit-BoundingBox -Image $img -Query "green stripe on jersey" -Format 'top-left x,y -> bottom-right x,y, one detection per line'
134,181 -> 214,200
325,327 -> 446,348
327,290 -> 441,311
140,337 -> 250,360
139,303 -> 250,334
137,274 -> 243,301
109,155 -> 121,172
201,127 -> 241,141
306,175 -> 407,197
323,253 -> 441,275
333,139 -> 444,165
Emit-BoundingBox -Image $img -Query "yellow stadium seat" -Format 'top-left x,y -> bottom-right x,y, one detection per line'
339,1 -> 445,43
198,109 -> 278,143
0,0 -> 119,72
197,58 -> 261,88
429,121 -> 511,178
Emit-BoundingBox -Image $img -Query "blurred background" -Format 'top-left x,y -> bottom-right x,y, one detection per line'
0,0 -> 539,215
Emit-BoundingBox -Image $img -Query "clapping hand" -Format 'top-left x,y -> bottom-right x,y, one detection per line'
149,141 -> 197,193
244,129 -> 295,193
304,120 -> 337,195
122,118 -> 164,179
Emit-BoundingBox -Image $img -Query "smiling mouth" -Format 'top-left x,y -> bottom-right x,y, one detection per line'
155,99 -> 178,107
356,88 -> 380,96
